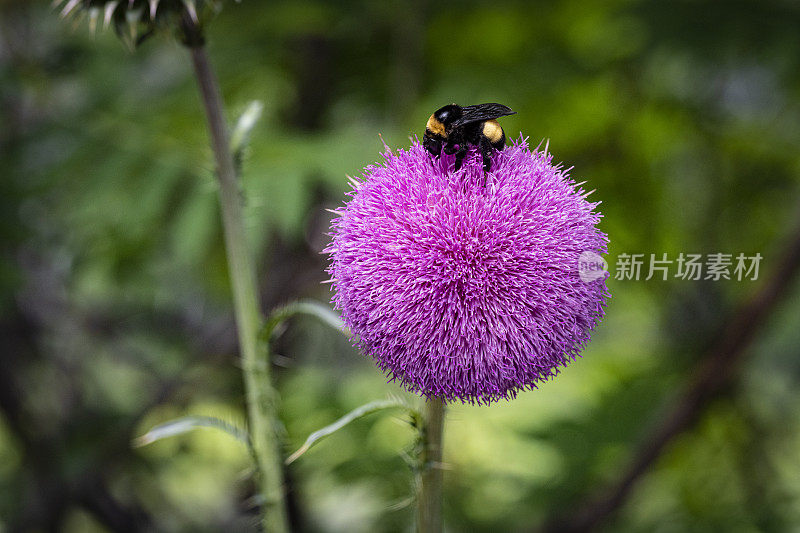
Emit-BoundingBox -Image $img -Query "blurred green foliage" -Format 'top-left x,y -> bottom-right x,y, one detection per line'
2,0 -> 800,531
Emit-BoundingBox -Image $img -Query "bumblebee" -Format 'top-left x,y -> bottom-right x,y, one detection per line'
423,103 -> 516,173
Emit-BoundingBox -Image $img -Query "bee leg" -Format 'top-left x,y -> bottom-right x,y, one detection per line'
480,137 -> 493,173
479,137 -> 494,185
453,146 -> 468,172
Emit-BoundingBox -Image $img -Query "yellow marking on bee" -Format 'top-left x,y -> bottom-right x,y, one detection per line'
426,114 -> 446,137
483,119 -> 503,143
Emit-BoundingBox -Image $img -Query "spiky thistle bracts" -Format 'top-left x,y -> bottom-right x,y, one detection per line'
56,0 -> 226,48
326,138 -> 610,405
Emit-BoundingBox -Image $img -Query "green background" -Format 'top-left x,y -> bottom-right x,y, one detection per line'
2,0 -> 800,531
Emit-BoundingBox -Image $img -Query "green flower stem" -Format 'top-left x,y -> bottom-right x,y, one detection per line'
417,397 -> 445,533
187,42 -> 289,533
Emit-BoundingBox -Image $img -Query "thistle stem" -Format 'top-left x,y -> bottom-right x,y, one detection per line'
417,397 -> 445,533
187,42 -> 289,533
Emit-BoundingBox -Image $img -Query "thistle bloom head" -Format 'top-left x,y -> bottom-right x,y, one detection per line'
326,138 -> 609,405
57,0 -> 224,48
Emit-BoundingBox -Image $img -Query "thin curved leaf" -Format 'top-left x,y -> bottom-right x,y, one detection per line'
286,399 -> 416,465
261,300 -> 348,343
133,415 -> 250,448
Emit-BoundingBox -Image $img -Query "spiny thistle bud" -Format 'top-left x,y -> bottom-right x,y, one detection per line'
56,0 -> 231,48
326,139 -> 610,405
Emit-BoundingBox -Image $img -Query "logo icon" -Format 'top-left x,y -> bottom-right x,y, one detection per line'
578,251 -> 609,283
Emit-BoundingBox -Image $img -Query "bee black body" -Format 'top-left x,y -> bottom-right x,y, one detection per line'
423,103 -> 515,174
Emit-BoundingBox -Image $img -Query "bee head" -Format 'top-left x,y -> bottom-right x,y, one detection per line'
426,104 -> 462,139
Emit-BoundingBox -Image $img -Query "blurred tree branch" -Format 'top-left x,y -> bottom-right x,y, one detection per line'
545,206 -> 800,532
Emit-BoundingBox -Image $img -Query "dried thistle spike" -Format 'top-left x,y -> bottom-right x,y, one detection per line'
182,0 -> 198,23
59,0 -> 82,18
122,7 -> 143,49
87,6 -> 101,33
103,1 -> 119,29
149,0 -> 159,19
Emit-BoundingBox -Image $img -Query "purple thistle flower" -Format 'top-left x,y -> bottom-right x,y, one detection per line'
326,138 -> 609,405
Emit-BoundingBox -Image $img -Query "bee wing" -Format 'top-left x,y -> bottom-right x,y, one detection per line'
452,103 -> 516,127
